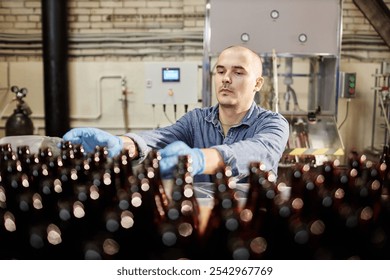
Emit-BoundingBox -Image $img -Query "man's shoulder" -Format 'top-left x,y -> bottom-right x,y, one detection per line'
190,105 -> 214,112
254,106 -> 288,124
186,106 -> 215,117
254,105 -> 279,117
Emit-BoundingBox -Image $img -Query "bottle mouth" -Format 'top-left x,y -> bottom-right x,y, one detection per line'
0,135 -> 62,157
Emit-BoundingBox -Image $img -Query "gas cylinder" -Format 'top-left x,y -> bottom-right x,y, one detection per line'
5,86 -> 34,136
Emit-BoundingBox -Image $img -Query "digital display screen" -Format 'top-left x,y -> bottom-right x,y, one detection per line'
162,68 -> 180,82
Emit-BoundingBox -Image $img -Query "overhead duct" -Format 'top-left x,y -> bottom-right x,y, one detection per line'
41,0 -> 70,137
353,0 -> 390,49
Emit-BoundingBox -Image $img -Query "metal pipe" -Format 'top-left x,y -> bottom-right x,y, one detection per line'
272,49 -> 279,113
41,0 -> 70,137
201,0 -> 211,108
121,78 -> 130,133
98,75 -> 131,132
371,68 -> 379,151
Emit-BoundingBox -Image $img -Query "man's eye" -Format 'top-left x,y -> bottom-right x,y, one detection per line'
235,72 -> 243,75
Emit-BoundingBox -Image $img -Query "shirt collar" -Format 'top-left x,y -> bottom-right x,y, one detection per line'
205,101 -> 260,126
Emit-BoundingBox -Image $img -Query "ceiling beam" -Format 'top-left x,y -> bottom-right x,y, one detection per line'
353,0 -> 390,48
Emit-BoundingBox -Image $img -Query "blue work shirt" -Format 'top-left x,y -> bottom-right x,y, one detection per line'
125,101 -> 289,182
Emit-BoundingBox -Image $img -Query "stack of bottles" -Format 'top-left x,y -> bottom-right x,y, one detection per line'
1,141 -> 390,260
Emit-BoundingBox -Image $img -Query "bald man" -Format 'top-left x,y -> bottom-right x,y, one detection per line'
63,45 -> 289,182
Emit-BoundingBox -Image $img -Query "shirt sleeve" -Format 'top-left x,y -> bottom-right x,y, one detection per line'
212,113 -> 289,179
124,112 -> 196,161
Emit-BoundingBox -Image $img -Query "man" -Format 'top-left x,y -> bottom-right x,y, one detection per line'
63,45 -> 289,182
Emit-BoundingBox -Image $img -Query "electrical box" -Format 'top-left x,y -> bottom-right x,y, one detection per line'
339,72 -> 357,98
144,62 -> 199,105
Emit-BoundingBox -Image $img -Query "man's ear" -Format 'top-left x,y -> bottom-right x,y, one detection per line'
254,76 -> 264,92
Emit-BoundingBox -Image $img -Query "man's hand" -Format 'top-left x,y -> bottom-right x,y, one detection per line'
159,141 -> 205,178
62,127 -> 123,157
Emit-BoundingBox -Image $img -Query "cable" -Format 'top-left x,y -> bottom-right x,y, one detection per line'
152,104 -> 159,128
162,104 -> 174,124
338,98 -> 351,130
173,104 -> 177,121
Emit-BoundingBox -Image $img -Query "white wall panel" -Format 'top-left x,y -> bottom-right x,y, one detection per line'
209,0 -> 341,55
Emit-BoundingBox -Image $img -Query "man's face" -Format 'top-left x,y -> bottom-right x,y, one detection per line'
214,48 -> 262,110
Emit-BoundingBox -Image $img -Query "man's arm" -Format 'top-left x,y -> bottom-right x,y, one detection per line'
119,136 -> 139,159
211,114 -> 290,178
120,137 -> 225,177
201,148 -> 225,174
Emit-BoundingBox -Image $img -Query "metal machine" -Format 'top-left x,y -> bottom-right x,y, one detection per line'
368,61 -> 390,156
202,0 -> 345,165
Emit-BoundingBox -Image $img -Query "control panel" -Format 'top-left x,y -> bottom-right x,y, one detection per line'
339,72 -> 357,98
144,62 -> 199,104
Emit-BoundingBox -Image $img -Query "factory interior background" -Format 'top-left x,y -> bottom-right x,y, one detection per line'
1,0 -> 390,264
0,0 -> 389,164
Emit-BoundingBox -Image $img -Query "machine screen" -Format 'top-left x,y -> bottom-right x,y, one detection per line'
162,67 -> 180,82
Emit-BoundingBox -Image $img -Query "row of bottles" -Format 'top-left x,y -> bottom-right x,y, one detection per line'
0,142 -> 202,259
1,141 -> 390,259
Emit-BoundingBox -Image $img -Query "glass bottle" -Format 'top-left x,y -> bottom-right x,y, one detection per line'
202,166 -> 241,259
239,162 -> 277,259
158,155 -> 200,259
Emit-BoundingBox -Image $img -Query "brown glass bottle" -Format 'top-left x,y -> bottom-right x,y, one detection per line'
158,155 -> 201,259
202,166 -> 242,259
116,153 -> 169,259
235,162 -> 276,259
143,150 -> 169,213
1,159 -> 30,258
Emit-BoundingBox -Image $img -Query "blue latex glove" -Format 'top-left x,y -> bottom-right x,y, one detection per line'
62,127 -> 123,157
159,141 -> 205,178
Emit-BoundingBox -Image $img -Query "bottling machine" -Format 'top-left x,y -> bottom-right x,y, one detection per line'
202,0 -> 345,165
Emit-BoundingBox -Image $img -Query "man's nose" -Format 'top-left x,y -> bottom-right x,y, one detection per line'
222,74 -> 231,83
